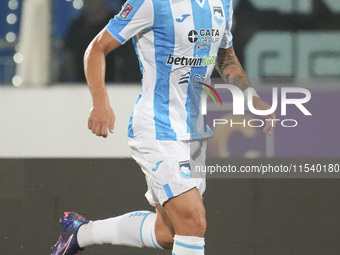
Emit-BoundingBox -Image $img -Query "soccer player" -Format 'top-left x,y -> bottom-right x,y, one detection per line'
51,0 -> 276,254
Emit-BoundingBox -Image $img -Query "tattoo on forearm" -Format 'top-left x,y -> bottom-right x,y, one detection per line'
215,48 -> 251,91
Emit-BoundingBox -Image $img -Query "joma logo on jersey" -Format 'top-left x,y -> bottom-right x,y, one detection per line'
166,54 -> 215,66
188,29 -> 220,44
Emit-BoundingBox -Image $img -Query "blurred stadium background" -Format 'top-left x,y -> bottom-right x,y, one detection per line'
0,0 -> 339,254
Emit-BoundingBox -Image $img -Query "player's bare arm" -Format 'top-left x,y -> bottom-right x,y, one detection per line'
84,28 -> 121,138
215,46 -> 251,92
215,46 -> 276,134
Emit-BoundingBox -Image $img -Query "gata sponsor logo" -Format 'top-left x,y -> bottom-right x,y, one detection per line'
188,30 -> 199,43
188,28 -> 220,45
166,54 -> 215,67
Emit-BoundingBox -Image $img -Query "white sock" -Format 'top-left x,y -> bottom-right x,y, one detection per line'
77,211 -> 162,249
172,235 -> 205,255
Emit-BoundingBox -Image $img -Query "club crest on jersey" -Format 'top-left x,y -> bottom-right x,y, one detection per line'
213,6 -> 224,25
120,3 -> 133,20
179,161 -> 191,179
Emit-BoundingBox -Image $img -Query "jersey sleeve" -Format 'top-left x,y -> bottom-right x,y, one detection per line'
219,0 -> 234,49
106,0 -> 154,44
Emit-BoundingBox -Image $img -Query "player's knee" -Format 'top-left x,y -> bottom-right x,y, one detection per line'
178,210 -> 206,237
188,213 -> 206,236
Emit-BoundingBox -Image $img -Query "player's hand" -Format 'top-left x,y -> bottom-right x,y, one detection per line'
88,103 -> 115,138
252,96 -> 276,135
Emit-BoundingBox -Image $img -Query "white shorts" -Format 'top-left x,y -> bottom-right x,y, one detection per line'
128,133 -> 207,206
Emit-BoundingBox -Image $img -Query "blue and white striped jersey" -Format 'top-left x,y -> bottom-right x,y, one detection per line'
106,0 -> 234,140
